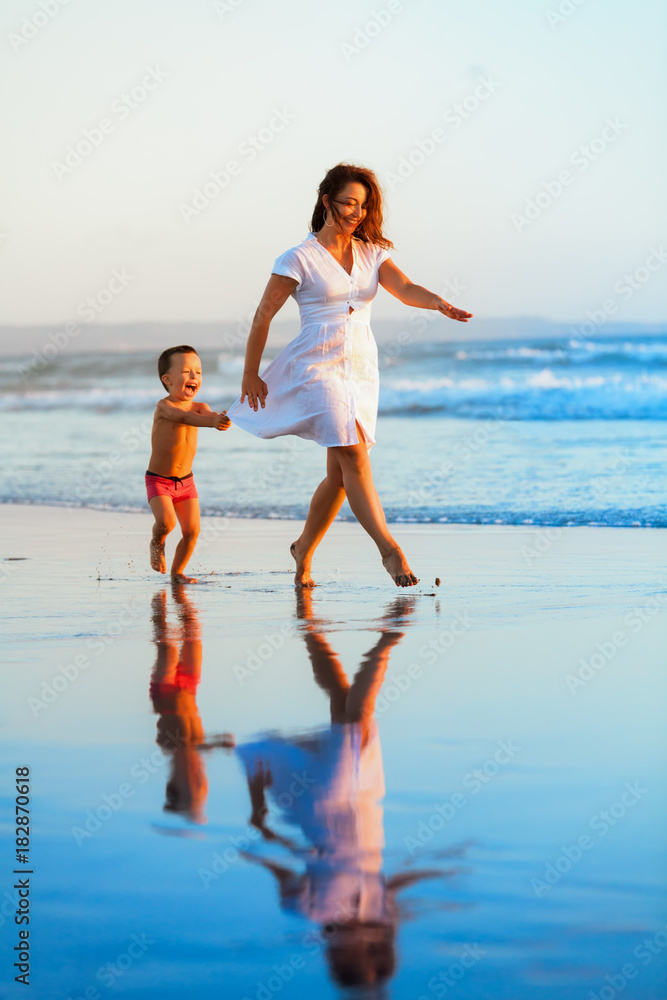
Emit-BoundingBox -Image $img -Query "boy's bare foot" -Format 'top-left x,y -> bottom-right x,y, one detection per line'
382,547 -> 419,588
150,538 -> 166,573
171,573 -> 198,584
290,541 -> 316,588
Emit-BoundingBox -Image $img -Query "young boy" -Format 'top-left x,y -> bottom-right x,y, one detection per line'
147,345 -> 230,583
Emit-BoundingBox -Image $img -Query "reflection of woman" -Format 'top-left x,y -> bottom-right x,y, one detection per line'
227,163 -> 472,588
237,593 -> 439,989
149,587 -> 208,823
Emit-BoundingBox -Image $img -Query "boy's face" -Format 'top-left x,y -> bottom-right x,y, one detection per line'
162,352 -> 202,400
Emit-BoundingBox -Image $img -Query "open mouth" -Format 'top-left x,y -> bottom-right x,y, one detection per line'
184,382 -> 198,395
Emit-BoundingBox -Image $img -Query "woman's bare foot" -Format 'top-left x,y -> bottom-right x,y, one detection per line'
290,541 -> 316,588
295,587 -> 315,622
382,547 -> 419,588
379,595 -> 417,628
150,538 -> 166,573
171,572 -> 197,585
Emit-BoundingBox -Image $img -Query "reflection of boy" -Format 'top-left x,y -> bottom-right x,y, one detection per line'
149,588 -> 208,823
147,345 -> 230,584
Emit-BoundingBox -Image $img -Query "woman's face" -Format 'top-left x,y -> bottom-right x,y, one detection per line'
328,182 -> 368,234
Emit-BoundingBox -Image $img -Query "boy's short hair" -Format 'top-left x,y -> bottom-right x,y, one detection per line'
157,345 -> 198,386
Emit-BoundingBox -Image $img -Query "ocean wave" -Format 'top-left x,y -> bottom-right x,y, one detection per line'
567,338 -> 667,364
0,386 -> 161,411
452,337 -> 667,366
2,496 -> 664,528
3,368 -> 665,419
379,369 -> 667,419
0,385 -> 236,412
217,353 -> 245,375
454,344 -> 568,363
3,334 -> 666,420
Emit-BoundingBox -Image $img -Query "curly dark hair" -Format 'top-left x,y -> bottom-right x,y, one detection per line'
310,163 -> 394,250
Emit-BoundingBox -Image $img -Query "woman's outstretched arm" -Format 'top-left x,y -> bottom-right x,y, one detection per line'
240,274 -> 297,410
378,259 -> 472,322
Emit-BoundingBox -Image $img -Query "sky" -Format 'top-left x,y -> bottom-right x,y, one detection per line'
1,0 -> 666,328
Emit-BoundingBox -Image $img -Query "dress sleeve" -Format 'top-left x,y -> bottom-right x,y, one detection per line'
376,246 -> 392,268
272,247 -> 304,288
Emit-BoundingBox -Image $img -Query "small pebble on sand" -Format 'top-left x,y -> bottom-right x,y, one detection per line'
435,577 -> 441,587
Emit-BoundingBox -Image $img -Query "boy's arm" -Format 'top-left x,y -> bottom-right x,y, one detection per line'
157,399 -> 230,430
196,401 -> 232,431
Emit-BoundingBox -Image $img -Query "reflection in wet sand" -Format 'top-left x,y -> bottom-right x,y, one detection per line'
236,592 -> 443,990
149,586 -> 208,823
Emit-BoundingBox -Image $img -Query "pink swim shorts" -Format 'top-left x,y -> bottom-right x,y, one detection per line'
145,470 -> 199,505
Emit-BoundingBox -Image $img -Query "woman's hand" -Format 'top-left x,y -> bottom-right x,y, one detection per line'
433,296 -> 473,322
240,372 -> 268,411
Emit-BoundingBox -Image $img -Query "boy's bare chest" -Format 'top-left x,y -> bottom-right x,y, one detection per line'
171,422 -> 197,447
155,418 -> 196,450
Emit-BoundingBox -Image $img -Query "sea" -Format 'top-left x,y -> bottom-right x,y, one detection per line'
1,330 -> 665,527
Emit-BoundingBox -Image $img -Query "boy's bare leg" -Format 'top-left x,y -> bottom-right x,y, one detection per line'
171,499 -> 200,584
171,583 -> 203,685
150,590 -> 180,684
149,497 -> 177,574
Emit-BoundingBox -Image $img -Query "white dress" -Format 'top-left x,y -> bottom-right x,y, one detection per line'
236,722 -> 389,925
226,233 -> 391,447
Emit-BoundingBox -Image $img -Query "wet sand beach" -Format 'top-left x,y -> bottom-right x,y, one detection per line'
2,505 -> 667,999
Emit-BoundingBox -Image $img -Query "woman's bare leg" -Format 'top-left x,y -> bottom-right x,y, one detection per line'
346,631 -> 403,715
332,427 -> 418,588
291,450 -> 346,587
292,426 -> 418,588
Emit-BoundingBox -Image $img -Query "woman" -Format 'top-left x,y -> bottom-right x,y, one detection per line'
227,163 -> 472,587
